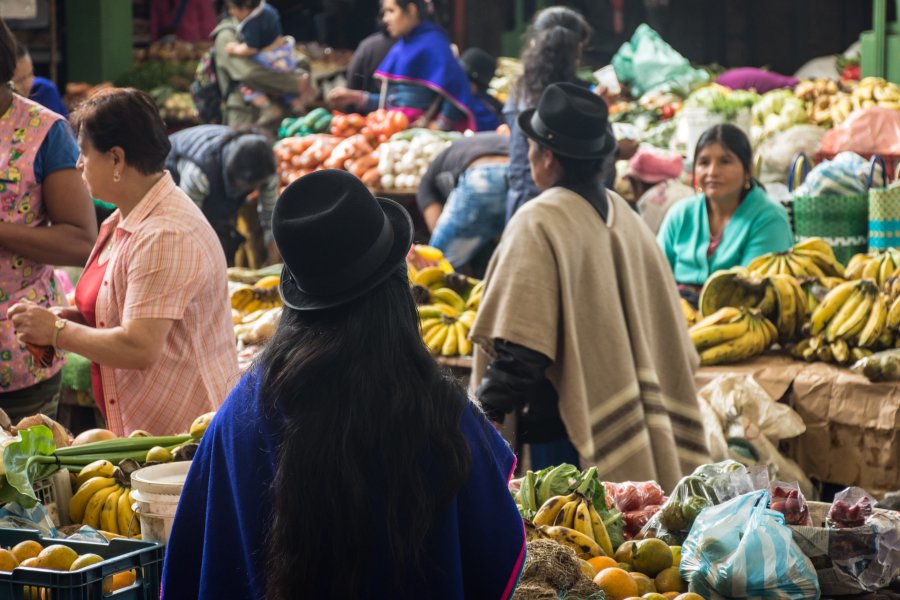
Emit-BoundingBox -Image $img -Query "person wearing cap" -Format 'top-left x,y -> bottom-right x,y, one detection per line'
9,88 -> 237,436
459,47 -> 502,130
165,124 -> 279,266
470,82 -> 708,488
161,169 -> 526,599
624,147 -> 694,234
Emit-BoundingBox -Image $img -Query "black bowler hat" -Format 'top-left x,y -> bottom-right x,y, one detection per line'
273,170 -> 413,311
517,82 -> 617,159
460,48 -> 497,91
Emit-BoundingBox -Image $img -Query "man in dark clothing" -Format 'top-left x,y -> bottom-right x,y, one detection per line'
166,125 -> 279,266
417,132 -> 509,273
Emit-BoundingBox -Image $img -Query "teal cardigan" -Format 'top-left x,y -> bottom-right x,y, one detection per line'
657,185 -> 793,285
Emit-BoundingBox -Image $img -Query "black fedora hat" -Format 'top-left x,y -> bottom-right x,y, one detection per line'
460,47 -> 497,91
517,82 -> 616,159
273,169 -> 413,311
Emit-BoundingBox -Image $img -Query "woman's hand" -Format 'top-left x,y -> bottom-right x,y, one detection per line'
327,87 -> 365,110
50,306 -> 87,325
8,301 -> 57,346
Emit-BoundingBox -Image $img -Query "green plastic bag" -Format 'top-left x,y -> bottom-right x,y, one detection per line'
612,24 -> 709,97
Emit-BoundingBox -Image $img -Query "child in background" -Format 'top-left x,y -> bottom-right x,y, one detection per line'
224,0 -> 312,117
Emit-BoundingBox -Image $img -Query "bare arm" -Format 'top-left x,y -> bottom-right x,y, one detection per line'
423,203 -> 443,232
9,301 -> 173,370
0,168 -> 97,266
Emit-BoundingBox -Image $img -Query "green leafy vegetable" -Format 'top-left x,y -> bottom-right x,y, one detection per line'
2,426 -> 58,508
533,463 -> 581,508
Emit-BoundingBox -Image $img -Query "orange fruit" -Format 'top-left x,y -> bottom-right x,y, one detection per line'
11,541 -> 43,563
103,569 -> 137,594
654,566 -> 686,594
631,572 -> 657,595
662,594 -> 680,600
643,594 -> 669,600
674,594 -> 704,600
35,545 -> 78,570
0,549 -> 19,572
588,555 -> 620,573
632,538 -> 674,577
593,567 -> 639,600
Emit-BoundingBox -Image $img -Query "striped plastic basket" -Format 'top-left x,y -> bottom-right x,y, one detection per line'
869,161 -> 900,251
791,155 -> 881,265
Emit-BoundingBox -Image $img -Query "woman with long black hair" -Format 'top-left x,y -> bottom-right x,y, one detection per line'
161,169 -> 525,600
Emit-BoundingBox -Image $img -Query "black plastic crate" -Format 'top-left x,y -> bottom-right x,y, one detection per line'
0,529 -> 164,600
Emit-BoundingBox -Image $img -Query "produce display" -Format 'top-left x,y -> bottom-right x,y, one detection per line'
794,78 -> 853,127
229,272 -> 283,347
750,89 -> 809,145
0,540 -> 137,593
408,245 -> 480,357
378,129 -> 459,190
278,107 -> 333,138
689,307 -> 777,366
769,482 -> 810,526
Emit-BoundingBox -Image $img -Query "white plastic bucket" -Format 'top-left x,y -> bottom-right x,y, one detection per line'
130,462 -> 192,544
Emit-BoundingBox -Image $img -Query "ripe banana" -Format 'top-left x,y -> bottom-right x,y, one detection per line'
83,484 -> 120,529
425,323 -> 450,354
454,321 -> 472,356
832,289 -> 874,341
888,296 -> 900,329
769,275 -> 798,341
533,492 -> 578,527
431,287 -> 466,312
76,460 -> 116,488
420,317 -> 443,337
555,500 -> 579,528
586,500 -> 614,557
787,252 -> 826,279
417,303 -> 459,319
457,310 -> 476,329
830,339 -> 850,364
793,247 -> 845,278
858,293 -> 887,347
101,487 -> 124,534
69,476 -> 117,524
810,281 -> 861,335
536,525 -> 603,559
698,323 -> 767,365
117,486 -> 137,537
747,253 -> 776,275
441,320 -> 459,356
573,500 -> 596,544
413,266 -> 445,287
689,316 -> 749,350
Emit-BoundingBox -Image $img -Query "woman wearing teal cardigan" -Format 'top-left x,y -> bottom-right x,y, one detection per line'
658,124 -> 793,304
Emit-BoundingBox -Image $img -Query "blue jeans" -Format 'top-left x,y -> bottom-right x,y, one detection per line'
430,163 -> 508,270
529,437 -> 581,471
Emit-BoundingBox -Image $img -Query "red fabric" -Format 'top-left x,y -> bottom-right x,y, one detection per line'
707,234 -> 722,259
74,252 -> 109,419
150,0 -> 217,42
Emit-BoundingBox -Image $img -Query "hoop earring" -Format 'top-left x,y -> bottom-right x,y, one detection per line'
113,172 -> 121,183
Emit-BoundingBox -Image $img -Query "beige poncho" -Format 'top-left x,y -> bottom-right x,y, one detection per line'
470,187 -> 709,491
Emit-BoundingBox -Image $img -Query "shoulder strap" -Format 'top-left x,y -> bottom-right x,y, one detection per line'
171,0 -> 191,31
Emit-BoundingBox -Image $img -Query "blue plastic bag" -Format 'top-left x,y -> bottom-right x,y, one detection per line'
681,489 -> 820,599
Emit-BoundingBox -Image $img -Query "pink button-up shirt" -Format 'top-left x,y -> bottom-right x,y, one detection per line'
91,173 -> 238,435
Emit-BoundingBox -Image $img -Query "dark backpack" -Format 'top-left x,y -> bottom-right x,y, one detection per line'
191,47 -> 229,124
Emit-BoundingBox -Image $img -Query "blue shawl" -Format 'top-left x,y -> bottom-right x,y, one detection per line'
375,22 -> 498,131
160,369 -> 525,599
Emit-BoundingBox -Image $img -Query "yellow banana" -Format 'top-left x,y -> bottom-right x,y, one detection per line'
83,485 -> 120,529
747,253 -> 775,274
537,525 -> 603,559
431,287 -> 466,313
457,310 -> 477,329
851,347 -> 874,361
468,279 -> 485,298
101,487 -> 124,534
833,289 -> 874,341
586,500 -> 614,557
769,275 -> 798,341
810,281 -> 861,335
420,318 -> 443,338
880,255 -> 896,287
69,477 -> 117,524
862,256 -> 882,282
830,339 -> 850,364
464,291 -> 482,311
555,500 -> 580,529
417,303 -> 459,319
413,266 -> 445,287
858,293 -> 887,347
845,254 -> 872,279
573,500 -> 597,544
533,492 -> 578,527
689,317 -> 749,350
454,321 -> 472,356
253,275 -> 281,289
760,316 -> 779,347
794,237 -> 834,256
117,486 -> 136,537
441,321 -> 459,356
792,247 -> 845,278
825,288 -> 865,341
888,297 -> 900,329
756,283 -> 778,317
698,329 -> 762,365
424,324 -> 450,354
787,252 -> 826,279
76,460 -> 116,488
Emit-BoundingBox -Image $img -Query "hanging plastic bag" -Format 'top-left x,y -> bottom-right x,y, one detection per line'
611,24 -> 709,98
681,489 -> 821,599
827,486 -> 874,529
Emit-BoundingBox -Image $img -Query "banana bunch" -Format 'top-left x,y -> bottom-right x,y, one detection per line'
230,283 -> 282,314
850,77 -> 900,111
789,334 -> 877,365
406,244 -> 454,282
846,249 -> 900,287
883,274 -> 900,304
698,267 -> 759,316
69,460 -> 140,537
531,492 -> 613,559
414,269 -> 483,357
681,298 -> 699,328
794,79 -> 851,126
809,279 -> 887,347
748,239 -> 846,279
754,274 -> 808,342
689,307 -> 777,365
